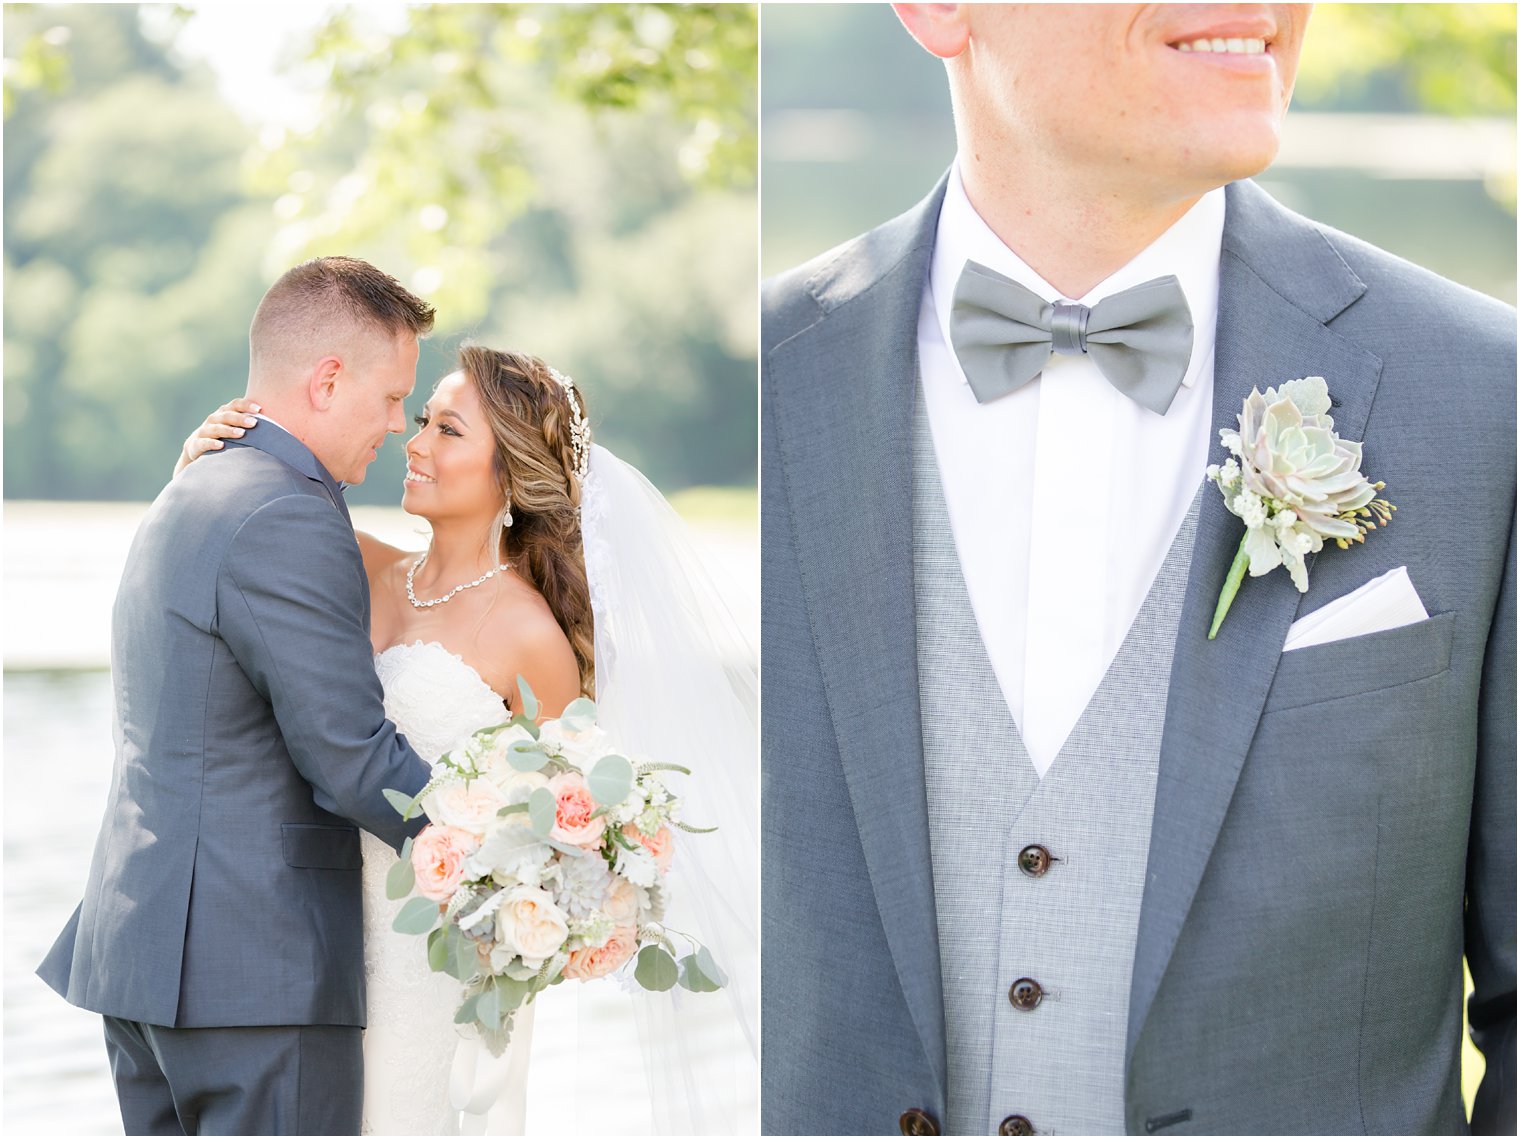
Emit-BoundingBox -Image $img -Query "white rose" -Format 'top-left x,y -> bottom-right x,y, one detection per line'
482,728 -> 545,786
537,719 -> 612,769
422,777 -> 512,836
495,885 -> 569,966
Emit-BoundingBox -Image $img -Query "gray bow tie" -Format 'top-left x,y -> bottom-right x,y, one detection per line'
949,260 -> 1194,415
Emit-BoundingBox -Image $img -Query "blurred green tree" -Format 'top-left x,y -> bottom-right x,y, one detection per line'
257,3 -> 758,493
4,3 -> 758,502
4,4 -> 271,500
1295,3 -> 1516,116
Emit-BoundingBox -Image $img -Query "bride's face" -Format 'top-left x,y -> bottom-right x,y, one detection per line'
402,369 -> 503,523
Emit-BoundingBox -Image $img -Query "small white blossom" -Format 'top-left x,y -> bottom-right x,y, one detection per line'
615,845 -> 659,888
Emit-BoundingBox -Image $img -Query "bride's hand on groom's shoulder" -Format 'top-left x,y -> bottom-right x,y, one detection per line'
174,397 -> 262,476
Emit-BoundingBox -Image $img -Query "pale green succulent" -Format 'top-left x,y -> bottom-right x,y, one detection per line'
1208,376 -> 1392,593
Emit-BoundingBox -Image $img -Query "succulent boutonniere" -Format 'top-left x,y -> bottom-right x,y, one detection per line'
1205,376 -> 1394,639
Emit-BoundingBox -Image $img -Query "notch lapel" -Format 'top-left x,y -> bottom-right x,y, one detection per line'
766,176 -> 950,1098
1127,180 -> 1385,1062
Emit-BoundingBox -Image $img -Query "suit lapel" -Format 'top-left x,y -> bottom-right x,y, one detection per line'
767,176 -> 950,1097
1127,180 -> 1385,1060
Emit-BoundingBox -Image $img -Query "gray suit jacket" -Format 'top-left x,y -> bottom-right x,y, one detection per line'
761,176 -> 1515,1135
39,424 -> 432,1029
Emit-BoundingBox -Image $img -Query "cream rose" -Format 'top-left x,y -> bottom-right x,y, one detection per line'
495,884 -> 570,965
562,925 -> 638,981
422,777 -> 512,837
537,719 -> 611,768
604,876 -> 641,926
547,772 -> 608,849
410,825 -> 480,902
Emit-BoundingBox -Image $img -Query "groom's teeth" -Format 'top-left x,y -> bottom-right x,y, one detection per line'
1176,37 -> 1266,54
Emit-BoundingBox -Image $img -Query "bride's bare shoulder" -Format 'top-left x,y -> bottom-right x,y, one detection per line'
475,588 -> 581,716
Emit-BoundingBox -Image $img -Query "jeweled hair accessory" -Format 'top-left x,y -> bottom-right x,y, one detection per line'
548,366 -> 591,483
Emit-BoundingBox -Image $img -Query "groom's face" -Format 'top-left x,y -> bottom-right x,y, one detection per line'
325,331 -> 420,485
958,3 -> 1311,198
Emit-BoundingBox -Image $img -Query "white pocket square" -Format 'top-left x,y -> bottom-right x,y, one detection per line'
1283,566 -> 1430,652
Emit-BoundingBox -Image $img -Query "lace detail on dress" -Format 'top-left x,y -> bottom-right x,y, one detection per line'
360,642 -> 509,1136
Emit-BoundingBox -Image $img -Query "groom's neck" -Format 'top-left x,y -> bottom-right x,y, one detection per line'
957,153 -> 1207,299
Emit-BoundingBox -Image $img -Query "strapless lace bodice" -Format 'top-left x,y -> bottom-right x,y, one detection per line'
360,642 -> 513,1136
374,640 -> 509,764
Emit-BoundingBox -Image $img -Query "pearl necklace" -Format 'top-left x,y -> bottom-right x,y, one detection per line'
406,549 -> 513,609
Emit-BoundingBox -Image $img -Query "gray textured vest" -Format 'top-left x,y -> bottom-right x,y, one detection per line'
914,403 -> 1200,1136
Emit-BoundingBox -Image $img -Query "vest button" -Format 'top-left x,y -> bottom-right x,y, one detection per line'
1017,844 -> 1052,877
899,1108 -> 940,1135
999,1115 -> 1036,1136
1008,977 -> 1043,1010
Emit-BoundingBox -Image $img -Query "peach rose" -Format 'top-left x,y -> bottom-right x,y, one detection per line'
605,876 -> 640,926
562,925 -> 638,981
547,772 -> 607,849
411,824 -> 480,902
624,823 -> 674,874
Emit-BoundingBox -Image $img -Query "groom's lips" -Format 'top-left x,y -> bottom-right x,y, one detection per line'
1162,16 -> 1277,73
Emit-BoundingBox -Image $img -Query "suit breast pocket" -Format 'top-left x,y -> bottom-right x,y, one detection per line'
1262,610 -> 1457,713
282,823 -> 362,870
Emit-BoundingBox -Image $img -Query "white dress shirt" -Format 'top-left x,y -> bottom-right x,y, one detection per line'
919,163 -> 1225,777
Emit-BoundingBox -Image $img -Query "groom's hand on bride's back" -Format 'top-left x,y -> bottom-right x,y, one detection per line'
174,396 -> 262,477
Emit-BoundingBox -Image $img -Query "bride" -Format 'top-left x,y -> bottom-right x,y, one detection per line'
179,346 -> 758,1135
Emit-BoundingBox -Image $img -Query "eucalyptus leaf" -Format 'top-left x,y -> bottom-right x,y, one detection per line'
588,754 -> 634,806
385,855 -> 415,901
496,802 -> 530,818
528,786 -> 557,838
497,975 -> 531,1013
696,945 -> 728,988
383,788 -> 418,819
400,836 -> 414,860
455,991 -> 482,1025
509,714 -> 540,740
678,953 -> 720,993
559,696 -> 597,732
427,928 -> 450,973
451,930 -> 481,982
516,675 -> 540,722
392,895 -> 439,936
477,983 -> 502,1031
506,739 -> 549,773
634,945 -> 679,992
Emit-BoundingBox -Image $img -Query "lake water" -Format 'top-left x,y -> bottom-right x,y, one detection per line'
2,501 -> 759,1135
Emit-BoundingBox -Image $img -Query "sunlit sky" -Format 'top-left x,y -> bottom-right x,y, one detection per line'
154,3 -> 406,129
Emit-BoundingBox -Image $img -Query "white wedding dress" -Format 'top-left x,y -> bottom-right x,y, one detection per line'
359,640 -> 534,1136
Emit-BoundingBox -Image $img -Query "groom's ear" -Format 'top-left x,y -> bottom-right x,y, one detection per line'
892,4 -> 971,60
308,356 -> 343,411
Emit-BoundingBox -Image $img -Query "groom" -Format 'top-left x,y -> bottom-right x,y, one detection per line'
39,257 -> 438,1134
762,5 -> 1514,1136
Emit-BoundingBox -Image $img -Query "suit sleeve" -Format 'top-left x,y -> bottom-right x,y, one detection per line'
216,493 -> 430,852
1468,503 -> 1516,1135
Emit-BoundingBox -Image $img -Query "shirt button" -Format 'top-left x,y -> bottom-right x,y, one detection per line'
1016,844 -> 1053,877
999,1116 -> 1036,1136
1008,977 -> 1043,1011
899,1108 -> 940,1136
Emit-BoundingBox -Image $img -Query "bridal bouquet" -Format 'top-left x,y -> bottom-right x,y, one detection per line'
383,680 -> 726,1054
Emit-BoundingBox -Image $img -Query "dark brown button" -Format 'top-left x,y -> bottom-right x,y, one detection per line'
999,1116 -> 1036,1136
1008,977 -> 1043,1011
1017,844 -> 1052,877
899,1108 -> 939,1136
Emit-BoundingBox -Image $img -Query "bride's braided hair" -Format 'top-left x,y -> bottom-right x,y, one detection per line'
458,345 -> 595,697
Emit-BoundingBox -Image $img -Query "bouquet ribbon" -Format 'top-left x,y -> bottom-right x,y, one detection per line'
450,1029 -> 527,1125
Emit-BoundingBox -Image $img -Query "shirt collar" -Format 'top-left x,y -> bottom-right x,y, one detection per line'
929,158 -> 1225,392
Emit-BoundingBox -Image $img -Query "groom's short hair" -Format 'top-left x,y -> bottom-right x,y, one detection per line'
249,256 -> 436,377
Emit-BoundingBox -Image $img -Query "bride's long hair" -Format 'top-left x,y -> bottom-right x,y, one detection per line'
459,344 -> 595,697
